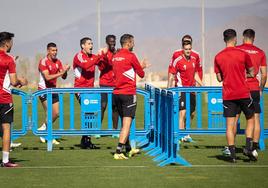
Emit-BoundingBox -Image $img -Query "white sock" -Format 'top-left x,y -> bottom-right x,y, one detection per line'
2,151 -> 9,163
42,123 -> 46,129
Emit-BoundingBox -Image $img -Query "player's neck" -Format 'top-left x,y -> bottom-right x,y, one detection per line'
226,43 -> 235,48
0,47 -> 7,52
243,41 -> 253,45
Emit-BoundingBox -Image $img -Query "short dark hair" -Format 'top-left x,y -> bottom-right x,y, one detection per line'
182,35 -> 192,44
182,40 -> 192,47
120,34 -> 134,46
243,29 -> 255,39
47,42 -> 57,49
223,29 -> 237,42
106,35 -> 116,43
80,37 -> 92,49
0,32 -> 14,47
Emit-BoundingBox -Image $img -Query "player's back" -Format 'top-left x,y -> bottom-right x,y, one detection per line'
214,47 -> 251,100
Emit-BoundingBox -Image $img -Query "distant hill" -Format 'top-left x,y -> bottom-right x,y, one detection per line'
13,0 -> 268,80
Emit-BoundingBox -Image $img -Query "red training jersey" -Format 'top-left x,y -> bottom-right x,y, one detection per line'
73,50 -> 101,88
112,48 -> 145,95
214,47 -> 253,100
168,49 -> 203,80
98,50 -> 115,87
38,56 -> 64,90
169,55 -> 197,87
237,43 -> 267,91
0,50 -> 16,103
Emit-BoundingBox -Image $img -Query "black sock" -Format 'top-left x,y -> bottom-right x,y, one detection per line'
246,137 -> 253,150
116,143 -> 124,154
253,142 -> 259,150
228,145 -> 236,159
125,139 -> 131,153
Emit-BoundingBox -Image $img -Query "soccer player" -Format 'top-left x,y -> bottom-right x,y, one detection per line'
168,40 -> 203,142
98,35 -> 119,130
224,29 -> 267,158
214,29 -> 255,162
112,34 -> 150,159
0,32 -> 28,167
167,35 -> 203,88
73,37 -> 104,149
38,43 -> 70,145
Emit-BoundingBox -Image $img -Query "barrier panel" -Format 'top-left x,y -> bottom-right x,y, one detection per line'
11,89 -> 29,141
29,88 -> 151,151
10,86 -> 267,166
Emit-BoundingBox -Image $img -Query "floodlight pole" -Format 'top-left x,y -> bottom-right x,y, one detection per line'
201,0 -> 205,76
97,0 -> 101,49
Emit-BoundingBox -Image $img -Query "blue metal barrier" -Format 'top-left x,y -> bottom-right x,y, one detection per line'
168,86 -> 267,151
30,88 -> 151,151
11,89 -> 29,141
9,86 -> 267,166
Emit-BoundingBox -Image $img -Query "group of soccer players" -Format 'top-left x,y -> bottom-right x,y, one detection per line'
167,29 -> 267,163
0,32 -> 150,167
214,29 -> 267,162
0,28 -> 266,167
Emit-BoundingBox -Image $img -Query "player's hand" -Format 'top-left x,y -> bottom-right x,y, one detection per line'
63,64 -> 71,72
140,58 -> 151,69
98,47 -> 108,55
19,76 -> 28,86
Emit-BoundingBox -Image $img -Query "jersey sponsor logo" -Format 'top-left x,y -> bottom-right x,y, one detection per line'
56,64 -> 59,69
243,49 -> 259,54
113,57 -> 125,61
183,64 -> 187,70
123,68 -> 135,81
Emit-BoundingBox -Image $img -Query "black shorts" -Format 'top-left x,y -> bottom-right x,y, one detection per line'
39,93 -> 59,104
223,98 -> 254,119
179,92 -> 196,114
237,91 -> 261,114
0,103 -> 14,124
114,94 -> 137,118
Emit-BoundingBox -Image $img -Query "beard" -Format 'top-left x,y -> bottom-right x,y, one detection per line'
7,47 -> 11,53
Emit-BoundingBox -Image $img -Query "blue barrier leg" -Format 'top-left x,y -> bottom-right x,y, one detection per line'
47,92 -> 53,151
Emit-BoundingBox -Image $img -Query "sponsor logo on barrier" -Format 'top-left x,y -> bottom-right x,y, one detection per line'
89,100 -> 99,104
83,99 -> 89,105
211,98 -> 222,104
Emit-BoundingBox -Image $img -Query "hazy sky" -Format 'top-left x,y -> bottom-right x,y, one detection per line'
0,0 -> 262,44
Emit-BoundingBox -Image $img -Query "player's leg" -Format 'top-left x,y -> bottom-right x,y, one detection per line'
75,93 -> 97,149
114,95 -> 138,159
112,94 -> 119,130
38,94 -> 60,144
223,100 -> 238,162
101,93 -> 108,122
179,92 -> 186,130
251,91 -> 261,151
239,98 -> 256,160
1,104 -> 18,167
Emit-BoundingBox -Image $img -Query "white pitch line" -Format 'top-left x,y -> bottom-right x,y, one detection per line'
3,165 -> 268,169
175,165 -> 268,168
6,165 -> 147,169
